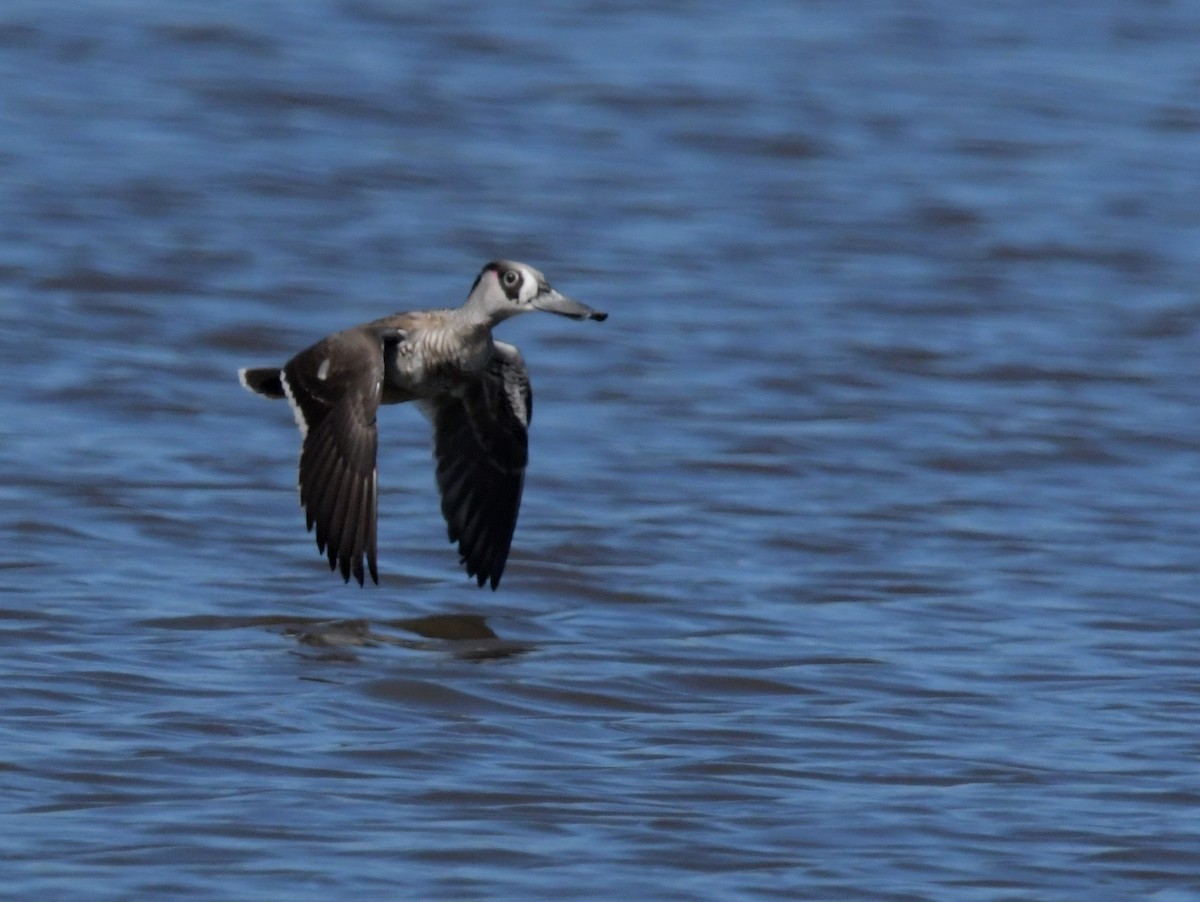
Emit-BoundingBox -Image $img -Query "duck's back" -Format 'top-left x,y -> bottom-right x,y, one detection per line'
380,310 -> 494,404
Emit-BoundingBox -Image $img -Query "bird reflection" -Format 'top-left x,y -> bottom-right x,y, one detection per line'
285,613 -> 529,661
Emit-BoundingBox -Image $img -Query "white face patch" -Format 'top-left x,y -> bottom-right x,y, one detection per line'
317,358 -> 331,381
517,265 -> 538,304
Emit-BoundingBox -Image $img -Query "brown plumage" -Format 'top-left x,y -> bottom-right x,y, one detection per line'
239,260 -> 606,589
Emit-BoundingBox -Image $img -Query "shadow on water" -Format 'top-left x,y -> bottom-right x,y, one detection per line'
140,612 -> 532,663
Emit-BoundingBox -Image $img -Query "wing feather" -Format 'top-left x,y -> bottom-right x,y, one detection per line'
281,328 -> 383,585
429,342 -> 531,589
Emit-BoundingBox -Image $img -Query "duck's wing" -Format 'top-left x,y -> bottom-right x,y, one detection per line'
427,341 -> 532,590
280,327 -> 386,586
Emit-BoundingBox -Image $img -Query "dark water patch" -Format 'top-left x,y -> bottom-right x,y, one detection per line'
337,0 -> 441,29
201,322 -> 299,353
671,130 -> 828,161
952,136 -> 1071,159
577,84 -> 747,116
104,178 -> 202,218
36,267 -> 192,296
1127,305 -> 1200,340
1150,103 -> 1200,133
189,81 -> 405,125
912,200 -> 984,231
986,240 -> 1163,276
0,22 -> 40,48
151,23 -> 276,55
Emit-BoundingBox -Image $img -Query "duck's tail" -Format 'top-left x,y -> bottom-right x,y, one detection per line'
238,367 -> 286,399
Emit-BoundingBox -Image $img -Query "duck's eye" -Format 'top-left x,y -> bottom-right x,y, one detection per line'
502,270 -> 520,287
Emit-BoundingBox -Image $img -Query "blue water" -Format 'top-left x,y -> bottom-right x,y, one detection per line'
3,1 -> 1200,899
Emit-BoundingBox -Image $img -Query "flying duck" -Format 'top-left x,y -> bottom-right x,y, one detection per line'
239,260 -> 606,589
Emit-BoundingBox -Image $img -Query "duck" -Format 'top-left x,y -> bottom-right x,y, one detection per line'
238,260 -> 606,589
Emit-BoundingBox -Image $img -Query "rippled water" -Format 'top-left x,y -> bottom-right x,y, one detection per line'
3,1 -> 1200,898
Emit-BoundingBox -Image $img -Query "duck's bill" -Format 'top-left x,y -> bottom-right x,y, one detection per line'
533,289 -> 608,321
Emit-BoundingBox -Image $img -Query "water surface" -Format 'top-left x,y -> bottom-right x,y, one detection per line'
2,1 -> 1199,899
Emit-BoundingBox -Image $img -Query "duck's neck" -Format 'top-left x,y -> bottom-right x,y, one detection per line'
459,291 -> 526,329
451,299 -> 484,328
431,307 -> 496,371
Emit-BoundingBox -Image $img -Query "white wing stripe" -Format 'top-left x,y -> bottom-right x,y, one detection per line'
279,370 -> 309,439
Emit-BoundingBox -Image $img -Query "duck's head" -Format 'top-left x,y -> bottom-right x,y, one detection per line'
467,260 -> 608,323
